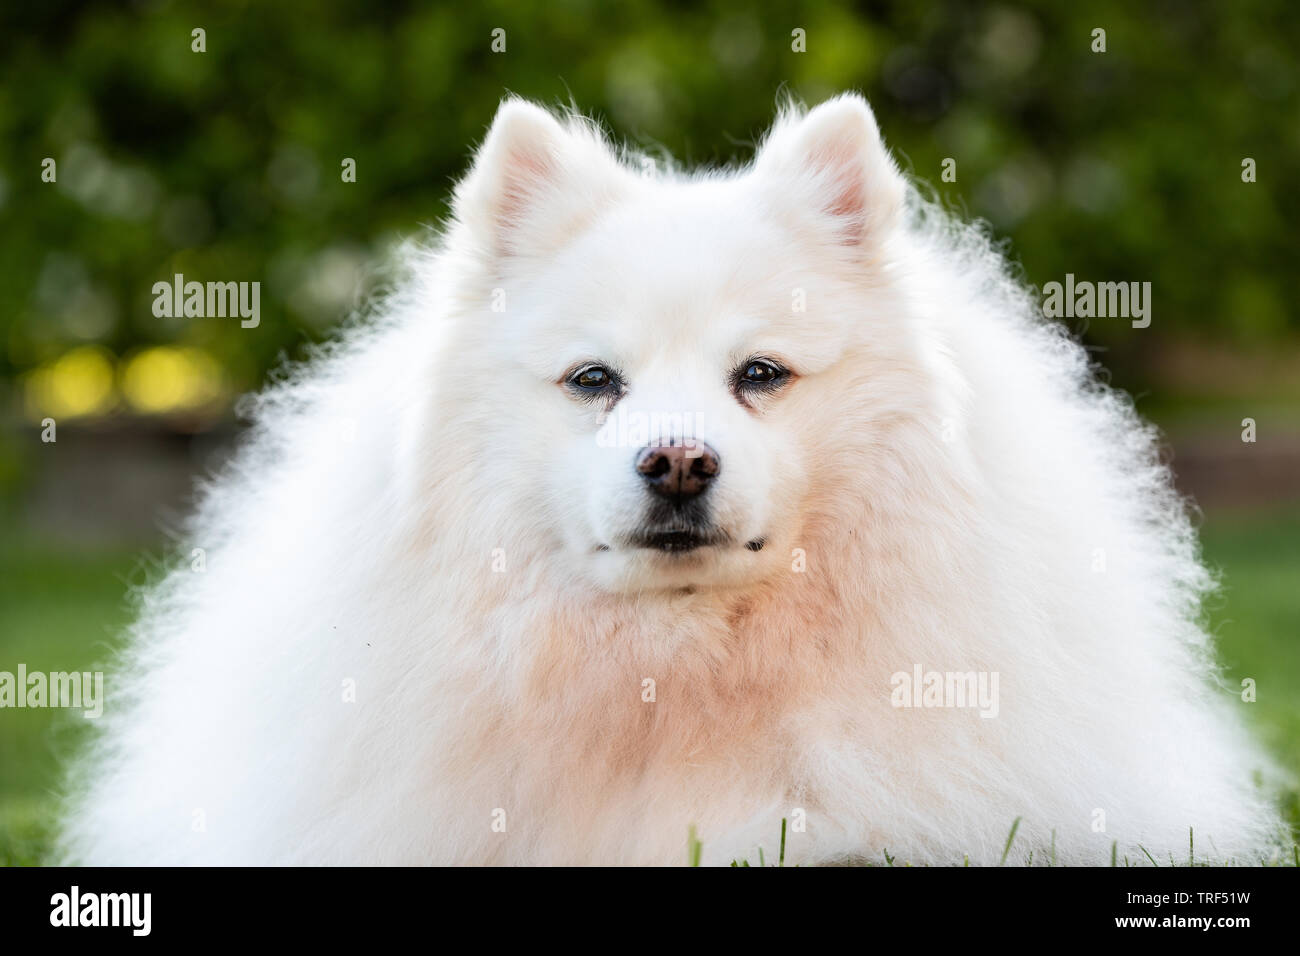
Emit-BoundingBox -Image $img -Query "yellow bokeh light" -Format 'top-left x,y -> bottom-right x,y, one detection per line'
120,345 -> 225,415
23,346 -> 117,421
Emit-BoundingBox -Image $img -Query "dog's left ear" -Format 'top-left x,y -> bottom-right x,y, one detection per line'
453,99 -> 633,262
755,93 -> 905,251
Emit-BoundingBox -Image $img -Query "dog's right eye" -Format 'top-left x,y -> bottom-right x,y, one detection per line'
567,364 -> 619,395
575,367 -> 610,388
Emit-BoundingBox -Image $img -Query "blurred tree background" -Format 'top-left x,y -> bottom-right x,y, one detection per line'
2,0 -> 1298,441
0,0 -> 1298,861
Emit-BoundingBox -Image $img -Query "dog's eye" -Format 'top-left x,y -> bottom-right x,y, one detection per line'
568,364 -> 617,392
737,359 -> 786,387
732,358 -> 791,408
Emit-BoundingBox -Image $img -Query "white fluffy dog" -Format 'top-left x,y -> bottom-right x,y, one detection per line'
62,94 -> 1283,865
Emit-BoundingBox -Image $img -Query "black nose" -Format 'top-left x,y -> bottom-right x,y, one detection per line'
635,442 -> 721,502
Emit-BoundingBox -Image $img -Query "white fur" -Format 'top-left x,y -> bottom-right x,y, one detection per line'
60,95 -> 1284,866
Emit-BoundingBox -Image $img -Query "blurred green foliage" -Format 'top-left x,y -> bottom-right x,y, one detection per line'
1,0 -> 1297,407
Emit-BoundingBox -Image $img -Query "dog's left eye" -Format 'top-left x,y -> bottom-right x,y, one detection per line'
737,359 -> 786,387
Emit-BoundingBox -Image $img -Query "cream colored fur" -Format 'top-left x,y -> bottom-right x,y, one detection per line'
60,94 -> 1284,866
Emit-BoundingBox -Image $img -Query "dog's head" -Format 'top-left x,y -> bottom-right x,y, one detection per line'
446,95 -> 925,593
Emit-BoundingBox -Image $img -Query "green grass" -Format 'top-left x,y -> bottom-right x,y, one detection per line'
2,506 -> 1298,865
0,541 -> 147,865
1199,508 -> 1300,781
724,819 -> 1297,867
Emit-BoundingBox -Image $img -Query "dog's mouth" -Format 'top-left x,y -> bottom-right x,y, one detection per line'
628,527 -> 728,554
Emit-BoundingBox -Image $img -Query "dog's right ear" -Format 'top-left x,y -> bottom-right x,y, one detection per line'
453,99 -> 631,262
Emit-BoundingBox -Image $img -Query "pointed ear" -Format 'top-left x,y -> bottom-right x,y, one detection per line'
452,99 -> 632,261
755,94 -> 905,251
